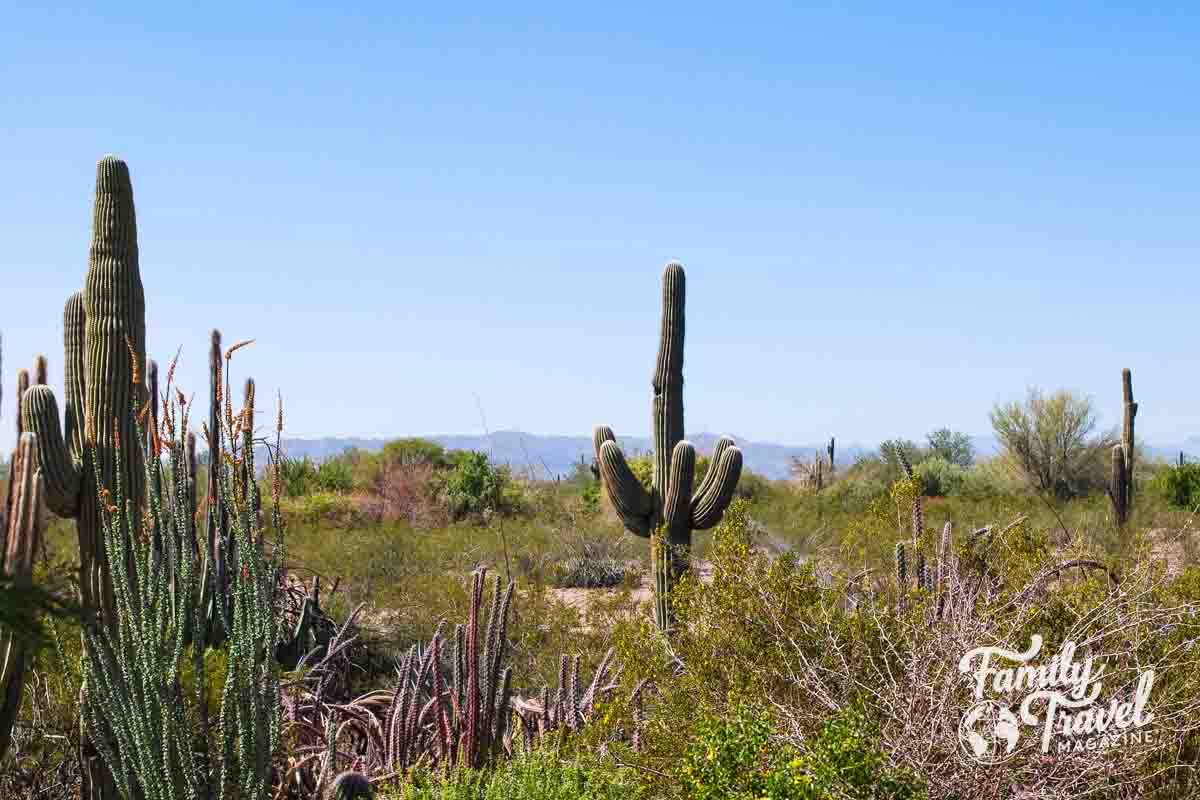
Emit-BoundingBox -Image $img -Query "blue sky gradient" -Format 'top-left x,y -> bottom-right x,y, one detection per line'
3,3 -> 1198,454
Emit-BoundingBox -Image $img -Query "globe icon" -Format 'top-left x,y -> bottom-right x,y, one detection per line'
958,701 -> 1020,764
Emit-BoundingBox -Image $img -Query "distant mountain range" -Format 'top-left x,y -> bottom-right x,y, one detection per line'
263,431 -> 869,481
255,431 -> 1200,481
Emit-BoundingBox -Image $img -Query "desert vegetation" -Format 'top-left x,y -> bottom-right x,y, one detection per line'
3,157 -> 1200,800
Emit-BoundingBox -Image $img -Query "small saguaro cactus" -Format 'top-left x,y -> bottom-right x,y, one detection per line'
594,262 -> 742,631
0,433 -> 44,761
827,436 -> 836,475
1110,368 -> 1137,527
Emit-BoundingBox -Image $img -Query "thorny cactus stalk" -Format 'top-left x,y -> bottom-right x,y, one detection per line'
21,155 -> 147,800
0,433 -> 44,761
594,262 -> 743,631
1110,368 -> 1137,527
511,648 -> 619,747
22,156 -> 147,631
894,541 -> 907,589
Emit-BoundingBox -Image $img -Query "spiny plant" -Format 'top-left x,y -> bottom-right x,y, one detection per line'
21,155 -> 147,800
287,569 -> 622,794
593,262 -> 742,631
511,648 -> 619,748
1109,367 -> 1137,527
79,351 -> 285,800
0,432 -> 44,761
23,156 -> 147,634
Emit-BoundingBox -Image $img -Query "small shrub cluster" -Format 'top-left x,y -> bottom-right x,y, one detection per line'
1151,463 -> 1200,511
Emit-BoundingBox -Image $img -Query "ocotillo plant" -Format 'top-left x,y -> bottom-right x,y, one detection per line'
1110,368 -> 1137,527
0,433 -> 43,761
593,262 -> 742,631
80,364 -> 284,800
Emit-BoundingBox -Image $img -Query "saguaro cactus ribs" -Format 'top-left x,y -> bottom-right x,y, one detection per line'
594,262 -> 742,631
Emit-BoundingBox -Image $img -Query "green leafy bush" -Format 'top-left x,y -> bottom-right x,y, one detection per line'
316,457 -> 355,493
380,748 -> 638,799
679,705 -> 924,800
443,451 -> 518,519
1151,463 -> 1200,511
912,456 -> 965,497
925,428 -> 974,467
278,455 -> 319,497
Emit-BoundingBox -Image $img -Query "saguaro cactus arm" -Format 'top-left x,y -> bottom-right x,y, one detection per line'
662,440 -> 696,536
594,428 -> 652,536
22,386 -> 81,517
691,436 -> 742,530
63,292 -> 88,456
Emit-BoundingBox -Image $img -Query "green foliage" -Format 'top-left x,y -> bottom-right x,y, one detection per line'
549,538 -> 632,588
679,705 -> 924,800
316,458 -> 355,493
443,451 -> 515,520
380,438 -> 452,469
879,439 -> 923,471
912,456 -> 965,497
925,428 -> 974,467
626,455 -> 653,493
990,387 -> 1111,498
380,748 -> 638,800
279,456 -> 319,497
1151,463 -> 1200,511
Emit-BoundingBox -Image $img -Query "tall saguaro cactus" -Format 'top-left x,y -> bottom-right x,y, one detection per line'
23,156 -> 145,626
1110,368 -> 1137,527
594,262 -> 742,631
21,155 -> 146,800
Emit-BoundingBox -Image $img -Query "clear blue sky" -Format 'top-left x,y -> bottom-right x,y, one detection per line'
3,3 -> 1199,455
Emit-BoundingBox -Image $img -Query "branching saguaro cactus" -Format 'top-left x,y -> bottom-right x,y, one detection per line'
22,155 -> 146,632
21,156 -> 146,800
594,262 -> 742,631
1110,368 -> 1137,527
0,433 -> 44,761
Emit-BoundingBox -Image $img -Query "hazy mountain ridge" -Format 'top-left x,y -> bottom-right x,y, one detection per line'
269,431 -> 872,480
256,431 -> 1200,482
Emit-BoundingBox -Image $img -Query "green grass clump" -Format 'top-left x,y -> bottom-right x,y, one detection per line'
379,748 -> 639,800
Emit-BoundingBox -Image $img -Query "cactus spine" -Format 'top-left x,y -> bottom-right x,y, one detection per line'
0,433 -> 43,761
594,262 -> 742,631
1110,368 -> 1137,527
